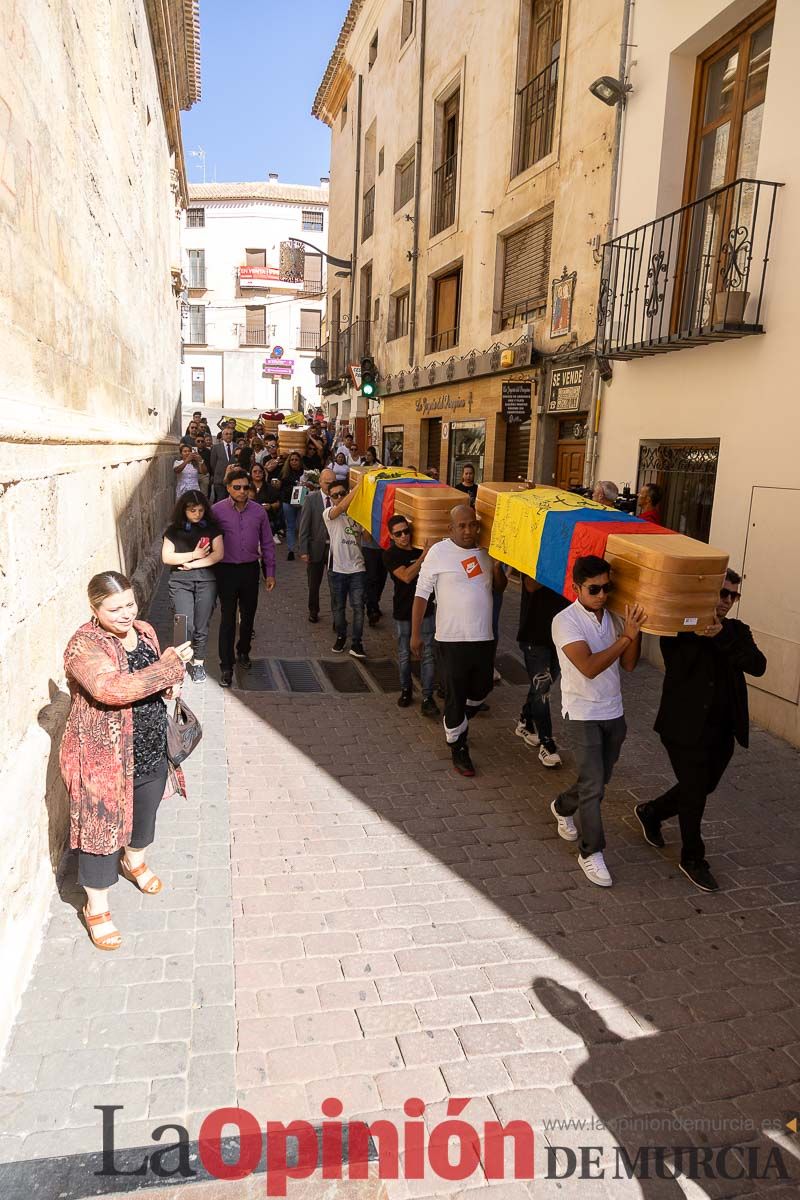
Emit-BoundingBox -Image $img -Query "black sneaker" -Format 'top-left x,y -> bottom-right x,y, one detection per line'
679,861 -> 719,892
397,688 -> 413,708
287,551 -> 295,561
367,612 -> 381,627
420,696 -> 440,718
451,733 -> 475,777
219,669 -> 233,688
236,653 -> 252,670
308,613 -> 319,624
332,636 -> 347,653
634,802 -> 665,848
350,642 -> 367,659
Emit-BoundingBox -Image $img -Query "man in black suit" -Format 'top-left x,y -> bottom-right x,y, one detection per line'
634,569 -> 767,892
298,467 -> 336,623
210,425 -> 236,501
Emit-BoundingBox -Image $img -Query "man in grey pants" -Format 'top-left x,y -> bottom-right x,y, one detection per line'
550,555 -> 646,888
298,468 -> 336,623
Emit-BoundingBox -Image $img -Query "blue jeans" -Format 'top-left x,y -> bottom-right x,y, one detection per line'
395,614 -> 436,696
282,502 -> 299,551
330,570 -> 366,642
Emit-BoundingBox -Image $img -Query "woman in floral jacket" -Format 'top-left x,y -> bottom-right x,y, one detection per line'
60,571 -> 192,950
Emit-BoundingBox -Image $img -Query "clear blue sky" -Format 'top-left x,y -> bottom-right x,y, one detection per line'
181,0 -> 350,185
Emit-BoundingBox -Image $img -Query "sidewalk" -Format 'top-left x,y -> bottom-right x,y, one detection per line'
1,549 -> 799,1197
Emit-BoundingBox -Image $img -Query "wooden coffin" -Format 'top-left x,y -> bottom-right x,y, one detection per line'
393,484 -> 465,548
260,419 -> 282,438
278,426 -> 310,457
348,463 -> 371,489
605,532 -> 729,636
476,481 -> 532,547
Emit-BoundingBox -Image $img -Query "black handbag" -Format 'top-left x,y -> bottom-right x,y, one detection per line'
166,698 -> 203,765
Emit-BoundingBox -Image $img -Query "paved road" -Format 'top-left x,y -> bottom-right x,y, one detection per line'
1,545 -> 799,1198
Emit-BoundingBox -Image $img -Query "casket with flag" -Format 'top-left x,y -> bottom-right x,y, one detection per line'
347,467 -> 463,548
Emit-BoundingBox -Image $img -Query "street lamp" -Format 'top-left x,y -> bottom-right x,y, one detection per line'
588,75 -> 632,106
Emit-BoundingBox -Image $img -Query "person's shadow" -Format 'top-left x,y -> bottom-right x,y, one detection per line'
37,681 -> 83,916
531,978 -> 799,1198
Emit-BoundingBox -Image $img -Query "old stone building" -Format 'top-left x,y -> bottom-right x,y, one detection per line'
0,0 -> 200,1046
313,0 -> 622,485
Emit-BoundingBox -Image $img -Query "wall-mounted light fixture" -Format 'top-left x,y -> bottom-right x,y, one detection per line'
588,75 -> 632,106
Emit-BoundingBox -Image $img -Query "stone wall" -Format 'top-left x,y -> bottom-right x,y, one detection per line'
0,0 -> 187,1050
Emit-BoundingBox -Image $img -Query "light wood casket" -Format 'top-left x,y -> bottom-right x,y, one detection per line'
278,426 -> 310,457
393,484 -> 465,548
605,532 -> 729,636
348,463 -> 371,489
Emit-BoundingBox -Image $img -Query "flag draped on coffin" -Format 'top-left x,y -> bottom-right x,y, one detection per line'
488,487 -> 674,598
347,467 -> 431,535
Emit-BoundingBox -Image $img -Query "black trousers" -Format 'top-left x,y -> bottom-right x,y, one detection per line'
650,731 -> 735,864
435,640 -> 495,743
307,558 -> 329,617
77,758 -> 169,889
363,547 -> 388,617
216,560 -> 260,669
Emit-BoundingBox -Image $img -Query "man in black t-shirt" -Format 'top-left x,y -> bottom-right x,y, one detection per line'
515,576 -> 569,768
383,515 -> 438,717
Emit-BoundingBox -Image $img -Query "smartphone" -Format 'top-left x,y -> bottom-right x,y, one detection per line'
173,614 -> 188,646
197,536 -> 210,551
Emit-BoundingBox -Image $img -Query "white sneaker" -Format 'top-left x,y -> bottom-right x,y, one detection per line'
538,743 -> 562,769
274,535 -> 282,544
578,851 -> 613,887
515,721 -> 540,748
493,667 -> 502,683
550,799 -> 578,842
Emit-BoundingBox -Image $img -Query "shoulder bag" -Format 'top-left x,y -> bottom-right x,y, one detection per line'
166,697 -> 203,765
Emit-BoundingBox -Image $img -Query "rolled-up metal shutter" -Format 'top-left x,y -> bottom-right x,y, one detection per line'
502,213 -> 553,312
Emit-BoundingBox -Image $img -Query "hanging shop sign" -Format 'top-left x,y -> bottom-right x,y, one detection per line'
547,365 -> 585,413
501,381 -> 532,425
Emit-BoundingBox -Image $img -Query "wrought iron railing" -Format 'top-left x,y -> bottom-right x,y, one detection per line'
362,185 -> 375,242
596,178 -> 781,359
302,277 -> 324,296
512,58 -> 559,177
431,153 -> 457,236
427,326 -> 458,354
240,329 -> 268,346
297,329 -> 321,350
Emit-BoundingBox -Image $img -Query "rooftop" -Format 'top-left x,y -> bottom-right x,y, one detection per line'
188,181 -> 330,205
312,0 -> 363,124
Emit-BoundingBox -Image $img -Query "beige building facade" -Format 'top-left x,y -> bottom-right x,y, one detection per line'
313,0 -> 623,486
593,0 -> 800,746
0,0 -> 200,1046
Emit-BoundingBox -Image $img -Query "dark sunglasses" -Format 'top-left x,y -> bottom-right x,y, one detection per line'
330,492 -> 346,500
229,483 -> 249,491
392,527 -> 411,537
720,587 -> 741,601
586,582 -> 613,596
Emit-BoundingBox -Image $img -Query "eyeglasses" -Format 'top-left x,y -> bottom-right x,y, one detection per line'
720,587 -> 741,601
391,527 -> 411,537
586,582 -> 613,596
330,492 -> 346,501
229,484 -> 249,492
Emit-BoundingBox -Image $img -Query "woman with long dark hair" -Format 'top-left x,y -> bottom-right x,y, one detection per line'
250,461 -> 270,506
162,490 -> 224,683
60,572 -> 192,950
279,451 -> 304,560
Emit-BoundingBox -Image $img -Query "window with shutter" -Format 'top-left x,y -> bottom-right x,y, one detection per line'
500,213 -> 552,328
244,307 -> 266,346
429,268 -> 461,353
245,248 -> 266,267
188,305 -> 205,344
299,309 -> 321,350
187,249 -> 205,288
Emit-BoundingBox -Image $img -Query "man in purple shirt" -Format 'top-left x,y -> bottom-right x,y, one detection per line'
212,468 -> 277,687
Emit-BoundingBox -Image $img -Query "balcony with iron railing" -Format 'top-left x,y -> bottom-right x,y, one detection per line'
239,328 -> 268,347
431,153 -> 457,236
427,325 -> 459,354
596,178 -> 782,360
512,58 -> 559,178
297,329 -> 322,351
362,186 -> 375,242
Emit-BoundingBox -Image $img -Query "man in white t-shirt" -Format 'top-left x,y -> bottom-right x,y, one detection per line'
551,555 -> 646,888
412,504 -> 507,776
323,480 -> 368,659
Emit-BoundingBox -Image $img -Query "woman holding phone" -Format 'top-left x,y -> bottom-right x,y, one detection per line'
60,571 -> 192,951
162,490 -> 224,683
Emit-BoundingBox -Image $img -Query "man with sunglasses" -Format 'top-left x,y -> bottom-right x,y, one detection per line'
212,468 -> 276,687
383,515 -> 438,716
551,555 -> 647,887
323,481 -> 367,658
635,568 -> 766,892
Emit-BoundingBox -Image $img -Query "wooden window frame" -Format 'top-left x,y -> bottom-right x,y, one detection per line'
389,289 -> 410,341
401,1 -> 414,46
428,265 -> 462,354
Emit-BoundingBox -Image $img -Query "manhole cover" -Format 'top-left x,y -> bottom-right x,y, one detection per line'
278,659 -> 324,693
236,659 -> 277,691
362,658 -> 400,693
318,659 -> 370,693
495,653 -> 530,685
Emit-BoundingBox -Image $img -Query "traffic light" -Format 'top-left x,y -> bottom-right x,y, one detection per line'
360,356 -> 378,398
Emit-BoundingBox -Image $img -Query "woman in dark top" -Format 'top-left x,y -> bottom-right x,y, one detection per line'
60,572 -> 191,950
237,445 -> 254,475
162,491 -> 224,683
302,433 -> 327,472
250,461 -> 270,506
279,451 -> 304,560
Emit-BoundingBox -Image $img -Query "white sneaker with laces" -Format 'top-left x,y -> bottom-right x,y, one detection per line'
550,799 -> 578,841
538,744 -> 562,768
515,721 -> 540,748
578,851 -> 613,887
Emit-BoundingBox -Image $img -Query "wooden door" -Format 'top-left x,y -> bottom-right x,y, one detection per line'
528,0 -> 562,79
556,442 -> 585,490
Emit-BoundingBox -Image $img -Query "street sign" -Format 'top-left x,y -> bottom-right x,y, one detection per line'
273,345 -> 285,358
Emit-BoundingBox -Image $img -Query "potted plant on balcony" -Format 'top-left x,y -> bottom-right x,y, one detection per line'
713,226 -> 751,326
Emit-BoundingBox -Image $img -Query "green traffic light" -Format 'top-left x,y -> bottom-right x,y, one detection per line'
362,380 -> 375,397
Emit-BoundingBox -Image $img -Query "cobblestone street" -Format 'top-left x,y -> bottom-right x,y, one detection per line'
1,547 -> 799,1198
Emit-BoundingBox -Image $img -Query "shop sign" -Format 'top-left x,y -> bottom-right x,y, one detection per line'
547,365 -> 585,413
414,394 -> 470,416
501,381 -> 532,425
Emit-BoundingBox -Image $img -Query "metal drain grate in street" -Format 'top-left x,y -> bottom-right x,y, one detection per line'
318,659 -> 371,693
278,659 -> 324,693
361,658 -> 399,693
236,659 -> 278,691
495,653 -> 530,686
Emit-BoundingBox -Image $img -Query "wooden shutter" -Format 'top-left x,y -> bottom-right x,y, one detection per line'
503,420 -> 532,481
502,214 -> 552,311
246,306 -> 265,333
300,309 -> 321,336
435,272 -> 459,335
245,248 -> 266,267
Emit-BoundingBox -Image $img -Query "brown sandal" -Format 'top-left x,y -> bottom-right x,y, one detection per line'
121,858 -> 163,895
83,905 -> 122,951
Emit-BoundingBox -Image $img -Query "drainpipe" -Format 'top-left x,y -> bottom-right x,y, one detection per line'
584,0 -> 634,489
348,74 -> 364,331
408,0 -> 427,367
